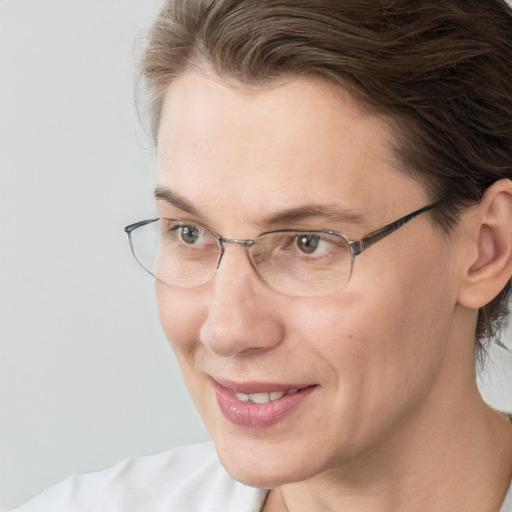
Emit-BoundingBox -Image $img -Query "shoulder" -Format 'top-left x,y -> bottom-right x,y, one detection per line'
12,443 -> 267,512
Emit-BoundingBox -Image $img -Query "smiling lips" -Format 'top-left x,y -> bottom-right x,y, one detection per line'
212,377 -> 317,428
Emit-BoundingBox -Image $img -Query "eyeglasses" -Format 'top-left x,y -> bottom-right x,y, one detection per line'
124,202 -> 439,297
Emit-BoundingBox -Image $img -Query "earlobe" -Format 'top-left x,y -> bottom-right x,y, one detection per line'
458,179 -> 512,310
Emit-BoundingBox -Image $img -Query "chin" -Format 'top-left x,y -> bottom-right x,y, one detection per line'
213,435 -> 327,490
220,458 -> 305,490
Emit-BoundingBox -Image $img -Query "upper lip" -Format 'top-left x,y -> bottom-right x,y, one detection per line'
210,376 -> 314,394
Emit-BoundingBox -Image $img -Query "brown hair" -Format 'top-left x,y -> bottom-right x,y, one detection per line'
139,0 -> 512,361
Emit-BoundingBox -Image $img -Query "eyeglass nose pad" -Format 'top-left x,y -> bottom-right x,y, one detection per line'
214,238 -> 258,276
216,241 -> 226,270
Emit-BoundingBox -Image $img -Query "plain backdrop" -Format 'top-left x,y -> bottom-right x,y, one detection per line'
0,1 -> 511,510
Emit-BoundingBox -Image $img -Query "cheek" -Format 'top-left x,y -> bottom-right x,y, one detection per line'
156,284 -> 215,417
350,236 -> 456,355
156,283 -> 205,360
292,243 -> 456,408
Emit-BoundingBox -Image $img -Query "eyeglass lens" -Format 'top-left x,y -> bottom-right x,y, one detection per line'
128,219 -> 353,297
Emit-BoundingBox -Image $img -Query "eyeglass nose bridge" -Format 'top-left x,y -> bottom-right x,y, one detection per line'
215,236 -> 257,270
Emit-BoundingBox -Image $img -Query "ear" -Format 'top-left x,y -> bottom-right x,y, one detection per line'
457,179 -> 512,309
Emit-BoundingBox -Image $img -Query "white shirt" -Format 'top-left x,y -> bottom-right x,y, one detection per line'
13,443 -> 266,512
12,443 -> 512,512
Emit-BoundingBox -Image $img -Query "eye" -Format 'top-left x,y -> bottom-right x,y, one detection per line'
296,234 -> 322,254
179,225 -> 204,244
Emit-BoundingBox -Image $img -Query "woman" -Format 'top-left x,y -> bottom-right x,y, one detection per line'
15,0 -> 512,510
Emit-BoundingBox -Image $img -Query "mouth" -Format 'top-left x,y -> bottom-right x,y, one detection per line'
210,376 -> 318,429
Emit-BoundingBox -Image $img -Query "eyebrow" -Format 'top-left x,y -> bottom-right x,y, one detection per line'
154,185 -> 366,228
155,186 -> 201,216
262,204 -> 366,227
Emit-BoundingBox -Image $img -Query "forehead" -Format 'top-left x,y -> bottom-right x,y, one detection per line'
156,70 -> 427,230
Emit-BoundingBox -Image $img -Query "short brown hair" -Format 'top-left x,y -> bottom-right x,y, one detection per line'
138,0 -> 512,360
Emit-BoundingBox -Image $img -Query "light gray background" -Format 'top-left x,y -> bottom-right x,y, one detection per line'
0,1 -> 511,510
0,1 -> 211,509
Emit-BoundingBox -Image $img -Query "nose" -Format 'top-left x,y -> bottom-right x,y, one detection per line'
199,244 -> 285,358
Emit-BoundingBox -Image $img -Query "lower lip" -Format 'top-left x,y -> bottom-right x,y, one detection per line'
214,382 -> 317,429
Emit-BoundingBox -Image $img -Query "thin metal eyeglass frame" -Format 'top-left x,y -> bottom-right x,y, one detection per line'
124,201 -> 441,294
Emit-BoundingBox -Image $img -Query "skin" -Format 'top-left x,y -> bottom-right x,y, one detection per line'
155,69 -> 512,512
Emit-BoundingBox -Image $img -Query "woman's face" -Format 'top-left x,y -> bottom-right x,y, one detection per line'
155,70 -> 462,488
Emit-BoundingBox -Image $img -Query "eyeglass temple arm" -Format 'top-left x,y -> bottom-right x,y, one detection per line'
349,202 -> 440,256
124,218 -> 159,234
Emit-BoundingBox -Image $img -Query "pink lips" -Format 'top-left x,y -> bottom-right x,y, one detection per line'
212,377 -> 317,428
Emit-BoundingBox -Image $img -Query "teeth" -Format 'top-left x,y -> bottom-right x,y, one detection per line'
250,393 -> 271,404
234,389 -> 298,404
